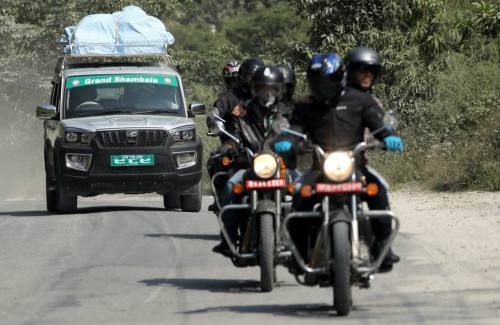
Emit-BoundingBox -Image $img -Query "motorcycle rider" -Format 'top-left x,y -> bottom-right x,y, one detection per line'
207,58 -> 264,135
206,59 -> 264,212
222,59 -> 241,90
289,52 -> 403,271
207,59 -> 264,156
274,63 -> 296,104
345,47 -> 382,95
344,47 -> 401,268
212,65 -> 297,255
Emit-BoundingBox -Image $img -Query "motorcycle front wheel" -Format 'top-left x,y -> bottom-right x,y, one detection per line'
259,213 -> 275,292
332,221 -> 352,316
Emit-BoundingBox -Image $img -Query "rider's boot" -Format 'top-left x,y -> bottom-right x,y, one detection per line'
208,202 -> 218,213
380,247 -> 400,271
372,241 -> 400,272
212,237 -> 232,257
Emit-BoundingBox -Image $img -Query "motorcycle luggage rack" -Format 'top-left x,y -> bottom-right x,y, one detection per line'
210,171 -> 231,210
282,211 -> 328,274
282,210 -> 400,276
217,203 -> 291,261
217,203 -> 255,260
356,210 -> 400,274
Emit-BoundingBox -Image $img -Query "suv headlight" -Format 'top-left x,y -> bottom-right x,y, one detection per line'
175,152 -> 197,169
65,153 -> 92,171
169,126 -> 196,142
323,152 -> 354,182
65,129 -> 93,145
253,154 -> 278,179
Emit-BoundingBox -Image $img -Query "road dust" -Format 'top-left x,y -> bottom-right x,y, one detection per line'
0,89 -> 46,200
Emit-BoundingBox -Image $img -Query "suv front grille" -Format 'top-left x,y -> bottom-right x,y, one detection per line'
95,129 -> 168,147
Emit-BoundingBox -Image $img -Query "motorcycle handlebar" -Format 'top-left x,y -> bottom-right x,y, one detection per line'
353,141 -> 385,155
305,141 -> 385,158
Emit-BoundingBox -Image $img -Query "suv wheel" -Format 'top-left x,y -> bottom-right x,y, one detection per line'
180,183 -> 202,212
46,173 -> 57,213
56,183 -> 77,214
163,194 -> 180,210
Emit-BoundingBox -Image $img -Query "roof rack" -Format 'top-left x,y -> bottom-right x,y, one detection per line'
55,53 -> 174,74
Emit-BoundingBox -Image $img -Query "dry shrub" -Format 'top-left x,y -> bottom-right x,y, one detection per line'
424,110 -> 500,191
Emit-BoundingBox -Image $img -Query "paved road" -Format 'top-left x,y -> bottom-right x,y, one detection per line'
0,192 -> 499,324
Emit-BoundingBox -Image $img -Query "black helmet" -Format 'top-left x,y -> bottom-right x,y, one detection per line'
307,53 -> 346,103
274,64 -> 296,101
239,58 -> 264,89
222,59 -> 241,89
345,47 -> 382,90
250,65 -> 284,108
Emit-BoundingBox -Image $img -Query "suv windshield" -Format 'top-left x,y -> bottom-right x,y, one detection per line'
64,74 -> 185,118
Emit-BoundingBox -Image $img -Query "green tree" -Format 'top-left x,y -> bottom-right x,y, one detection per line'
224,2 -> 310,59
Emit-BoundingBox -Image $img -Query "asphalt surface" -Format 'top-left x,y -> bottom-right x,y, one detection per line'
0,192 -> 499,324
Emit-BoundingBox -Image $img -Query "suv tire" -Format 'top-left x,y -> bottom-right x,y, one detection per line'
56,183 -> 77,214
46,173 -> 57,213
180,183 -> 202,212
163,194 -> 180,210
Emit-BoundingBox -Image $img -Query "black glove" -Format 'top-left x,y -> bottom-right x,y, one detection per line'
206,107 -> 220,129
220,142 -> 238,157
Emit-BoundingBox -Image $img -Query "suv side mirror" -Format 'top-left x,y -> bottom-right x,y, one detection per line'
188,102 -> 206,117
36,104 -> 58,120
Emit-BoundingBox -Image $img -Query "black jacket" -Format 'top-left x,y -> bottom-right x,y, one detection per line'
210,87 -> 253,141
214,87 -> 252,126
291,87 -> 391,153
227,99 -> 297,169
213,87 -> 253,117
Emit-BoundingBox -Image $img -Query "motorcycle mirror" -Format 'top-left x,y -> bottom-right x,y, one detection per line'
383,112 -> 399,131
272,116 -> 290,135
271,115 -> 308,140
209,120 -> 225,136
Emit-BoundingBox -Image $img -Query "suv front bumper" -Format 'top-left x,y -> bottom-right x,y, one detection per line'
53,137 -> 203,196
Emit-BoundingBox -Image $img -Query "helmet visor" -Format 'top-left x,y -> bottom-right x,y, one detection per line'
309,77 -> 343,102
352,63 -> 380,76
252,84 -> 282,108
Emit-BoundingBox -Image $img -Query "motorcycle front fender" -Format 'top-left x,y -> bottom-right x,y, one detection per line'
255,199 -> 277,217
329,208 -> 352,226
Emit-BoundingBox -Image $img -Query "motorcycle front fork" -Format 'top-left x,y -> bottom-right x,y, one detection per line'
309,195 -> 361,268
241,189 -> 282,252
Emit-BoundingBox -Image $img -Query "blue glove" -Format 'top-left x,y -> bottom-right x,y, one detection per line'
274,140 -> 293,153
383,135 -> 404,152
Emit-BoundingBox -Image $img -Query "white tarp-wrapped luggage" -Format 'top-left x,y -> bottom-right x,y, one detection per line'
59,6 -> 175,55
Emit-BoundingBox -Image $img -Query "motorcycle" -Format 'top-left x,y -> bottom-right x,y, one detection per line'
208,113 -> 293,292
280,114 -> 401,315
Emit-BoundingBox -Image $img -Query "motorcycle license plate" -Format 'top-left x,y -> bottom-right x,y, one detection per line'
110,154 -> 155,167
246,179 -> 286,189
316,182 -> 363,193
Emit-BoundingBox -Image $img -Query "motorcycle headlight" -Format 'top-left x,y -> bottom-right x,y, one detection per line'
323,152 -> 354,182
253,153 -> 278,179
65,129 -> 93,144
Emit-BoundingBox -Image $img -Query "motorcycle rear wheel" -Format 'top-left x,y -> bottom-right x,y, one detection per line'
332,221 -> 352,316
259,213 -> 275,292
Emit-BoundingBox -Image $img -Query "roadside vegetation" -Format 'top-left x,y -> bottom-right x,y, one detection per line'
0,0 -> 498,195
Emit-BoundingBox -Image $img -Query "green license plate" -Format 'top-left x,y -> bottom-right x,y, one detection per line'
110,154 -> 155,167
